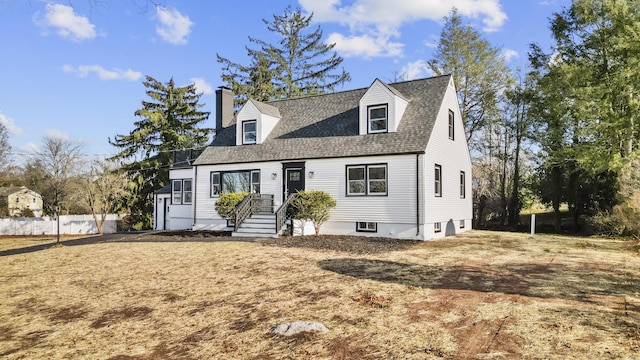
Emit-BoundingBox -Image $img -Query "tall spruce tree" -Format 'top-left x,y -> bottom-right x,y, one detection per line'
428,9 -> 512,149
428,9 -> 514,227
109,76 -> 212,229
217,6 -> 350,105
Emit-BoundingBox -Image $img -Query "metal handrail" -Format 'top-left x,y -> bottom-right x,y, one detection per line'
233,193 -> 257,230
275,193 -> 298,234
233,193 -> 275,231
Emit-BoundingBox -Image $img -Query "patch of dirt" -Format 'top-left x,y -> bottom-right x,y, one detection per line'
90,306 -> 154,329
49,305 -> 88,324
327,334 -> 378,360
350,290 -> 393,308
265,235 -> 422,254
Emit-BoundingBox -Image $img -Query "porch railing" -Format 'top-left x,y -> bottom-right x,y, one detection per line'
233,193 -> 275,231
275,193 -> 297,234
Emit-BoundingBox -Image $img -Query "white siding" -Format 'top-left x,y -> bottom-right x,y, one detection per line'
194,161 -> 282,230
306,155 -> 418,224
167,168 -> 194,230
236,102 -> 260,146
423,77 -> 473,239
359,80 -> 408,134
235,101 -> 280,145
193,154 -> 424,238
259,114 -> 279,143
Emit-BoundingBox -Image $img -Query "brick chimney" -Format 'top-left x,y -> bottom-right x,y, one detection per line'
215,86 -> 234,133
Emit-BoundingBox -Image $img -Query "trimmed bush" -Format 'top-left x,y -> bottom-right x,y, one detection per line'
215,192 -> 248,219
290,190 -> 336,235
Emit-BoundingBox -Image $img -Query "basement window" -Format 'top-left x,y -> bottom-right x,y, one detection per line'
356,222 -> 377,232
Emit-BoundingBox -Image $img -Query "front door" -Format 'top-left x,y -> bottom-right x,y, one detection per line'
283,162 -> 305,199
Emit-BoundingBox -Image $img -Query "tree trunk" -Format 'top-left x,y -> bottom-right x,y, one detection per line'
508,131 -> 522,228
552,164 -> 562,233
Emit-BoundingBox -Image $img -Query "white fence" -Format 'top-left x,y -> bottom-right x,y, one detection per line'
0,214 -> 119,236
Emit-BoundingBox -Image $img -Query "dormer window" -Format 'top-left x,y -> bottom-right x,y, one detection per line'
368,105 -> 388,133
243,120 -> 257,144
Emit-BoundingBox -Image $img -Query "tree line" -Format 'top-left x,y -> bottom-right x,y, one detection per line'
3,1 -> 639,237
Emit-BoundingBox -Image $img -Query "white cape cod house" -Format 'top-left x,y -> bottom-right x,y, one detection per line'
154,75 -> 473,240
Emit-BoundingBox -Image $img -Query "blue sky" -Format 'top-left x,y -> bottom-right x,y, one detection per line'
0,0 -> 567,162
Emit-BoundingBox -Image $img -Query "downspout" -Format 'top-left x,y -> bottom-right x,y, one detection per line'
154,194 -> 157,230
192,165 -> 198,229
416,153 -> 420,237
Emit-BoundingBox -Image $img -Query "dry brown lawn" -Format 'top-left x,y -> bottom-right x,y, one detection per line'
0,230 -> 638,359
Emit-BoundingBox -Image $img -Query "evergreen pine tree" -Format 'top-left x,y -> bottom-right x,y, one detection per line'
109,76 -> 212,229
217,6 -> 350,105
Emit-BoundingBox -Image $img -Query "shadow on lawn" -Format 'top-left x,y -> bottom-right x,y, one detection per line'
318,258 -> 640,307
0,231 -> 246,257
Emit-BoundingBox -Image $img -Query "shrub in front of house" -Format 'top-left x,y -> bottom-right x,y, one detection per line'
215,192 -> 249,219
289,190 -> 336,235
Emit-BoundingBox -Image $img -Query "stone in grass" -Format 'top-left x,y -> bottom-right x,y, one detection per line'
270,321 -> 329,336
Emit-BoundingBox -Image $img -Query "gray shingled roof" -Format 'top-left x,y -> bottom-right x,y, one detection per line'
195,74 -> 452,166
250,99 -> 281,118
0,186 -> 28,196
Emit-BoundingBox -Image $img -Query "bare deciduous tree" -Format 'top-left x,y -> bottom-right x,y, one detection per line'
79,159 -> 130,234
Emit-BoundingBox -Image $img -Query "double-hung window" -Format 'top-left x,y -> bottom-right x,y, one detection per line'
434,165 -> 442,197
460,171 -> 466,198
172,179 -> 192,204
210,170 -> 261,197
368,104 -> 388,133
183,180 -> 192,204
346,164 -> 387,196
448,110 -> 455,140
243,120 -> 257,144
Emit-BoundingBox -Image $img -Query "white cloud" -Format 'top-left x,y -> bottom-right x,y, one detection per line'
0,111 -> 23,135
155,6 -> 193,45
400,60 -> 435,80
35,3 -> 96,41
502,49 -> 519,62
21,142 -> 40,154
300,0 -> 507,58
44,129 -> 70,141
190,77 -> 213,95
63,64 -> 142,81
327,32 -> 403,58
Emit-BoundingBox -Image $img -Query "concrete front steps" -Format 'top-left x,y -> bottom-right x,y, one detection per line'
231,214 -> 278,238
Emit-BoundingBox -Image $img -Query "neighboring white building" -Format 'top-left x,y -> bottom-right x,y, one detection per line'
154,75 -> 473,240
0,186 -> 43,217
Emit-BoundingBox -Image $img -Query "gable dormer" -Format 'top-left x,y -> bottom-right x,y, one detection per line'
235,99 -> 281,145
358,79 -> 409,135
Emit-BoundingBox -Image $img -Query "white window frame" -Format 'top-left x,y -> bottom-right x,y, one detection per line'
183,179 -> 193,204
346,166 -> 366,195
460,219 -> 465,229
368,104 -> 388,134
434,222 -> 442,233
172,179 -> 192,204
346,164 -> 387,196
172,179 -> 183,204
460,171 -> 466,199
448,109 -> 455,140
356,222 -> 377,233
210,170 -> 260,197
242,120 -> 257,144
210,172 -> 221,197
435,164 -> 442,197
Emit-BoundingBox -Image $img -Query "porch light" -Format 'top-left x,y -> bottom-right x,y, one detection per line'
271,172 -> 278,180
308,171 -> 315,178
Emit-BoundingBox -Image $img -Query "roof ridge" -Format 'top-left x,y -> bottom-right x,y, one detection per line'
265,74 -> 451,105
